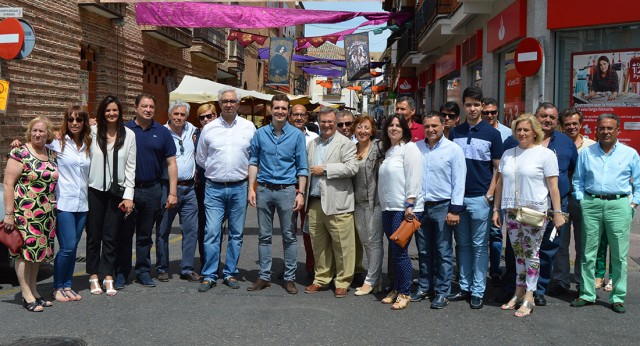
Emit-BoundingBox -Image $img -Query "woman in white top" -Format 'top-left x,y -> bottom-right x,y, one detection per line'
492,114 -> 565,317
86,96 -> 136,296
50,106 -> 92,302
377,114 -> 423,310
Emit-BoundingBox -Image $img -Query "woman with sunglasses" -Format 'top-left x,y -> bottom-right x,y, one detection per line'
86,95 -> 136,296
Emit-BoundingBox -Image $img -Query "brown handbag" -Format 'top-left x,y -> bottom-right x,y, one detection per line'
389,218 -> 421,248
0,221 -> 24,254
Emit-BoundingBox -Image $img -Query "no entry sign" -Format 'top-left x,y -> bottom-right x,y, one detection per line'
0,18 -> 24,60
514,37 -> 543,77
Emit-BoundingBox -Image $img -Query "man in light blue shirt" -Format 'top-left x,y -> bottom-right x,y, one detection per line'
413,111 -> 466,309
571,113 -> 640,314
247,94 -> 308,294
155,100 -> 200,283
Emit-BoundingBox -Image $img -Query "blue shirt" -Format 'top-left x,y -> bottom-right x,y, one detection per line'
416,135 -> 467,214
163,121 -> 197,181
504,129 -> 577,198
450,120 -> 504,197
573,140 -> 640,205
496,122 -> 512,142
249,122 -> 308,185
126,120 -> 176,183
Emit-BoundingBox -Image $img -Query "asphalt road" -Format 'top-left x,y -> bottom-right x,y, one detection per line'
1,201 -> 640,345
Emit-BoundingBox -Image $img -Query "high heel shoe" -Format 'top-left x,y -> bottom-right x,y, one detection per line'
381,290 -> 399,304
500,295 -> 524,310
391,293 -> 411,310
514,299 -> 534,318
103,279 -> 117,296
89,278 -> 103,295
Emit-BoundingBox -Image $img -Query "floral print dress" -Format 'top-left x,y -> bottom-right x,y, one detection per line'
9,145 -> 58,262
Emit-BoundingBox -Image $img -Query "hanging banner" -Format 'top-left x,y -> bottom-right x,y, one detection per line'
571,49 -> 640,149
267,37 -> 294,86
228,30 -> 268,47
344,33 -> 371,81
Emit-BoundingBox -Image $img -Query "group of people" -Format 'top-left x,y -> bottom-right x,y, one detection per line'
3,86 -> 638,316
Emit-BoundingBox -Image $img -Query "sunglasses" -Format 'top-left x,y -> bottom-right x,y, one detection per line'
220,99 -> 238,104
481,110 -> 498,116
199,113 -> 215,121
441,112 -> 457,119
68,117 -> 84,123
337,122 -> 353,128
178,139 -> 184,155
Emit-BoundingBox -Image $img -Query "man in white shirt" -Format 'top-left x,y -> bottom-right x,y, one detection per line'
196,88 -> 256,292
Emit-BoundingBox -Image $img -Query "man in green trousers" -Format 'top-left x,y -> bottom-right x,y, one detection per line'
571,113 -> 640,313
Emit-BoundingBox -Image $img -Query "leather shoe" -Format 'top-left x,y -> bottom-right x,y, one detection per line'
547,285 -> 568,297
198,280 -> 216,292
611,303 -> 625,313
179,272 -> 202,282
334,287 -> 348,298
304,283 -> 327,294
570,298 -> 595,307
494,290 -> 514,304
534,294 -> 547,306
136,273 -> 156,287
430,294 -> 448,309
224,277 -> 240,289
448,291 -> 470,301
470,296 -> 483,309
410,290 -> 429,302
247,279 -> 271,291
284,281 -> 298,294
157,272 -> 169,282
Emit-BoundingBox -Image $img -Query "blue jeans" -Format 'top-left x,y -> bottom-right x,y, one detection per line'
454,196 -> 490,298
156,182 -> 199,275
256,185 -> 297,281
488,210 -> 504,277
54,211 -> 87,289
415,201 -> 453,295
201,179 -> 248,281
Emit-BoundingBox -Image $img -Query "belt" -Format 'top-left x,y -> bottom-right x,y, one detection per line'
135,181 -> 159,188
258,182 -> 296,190
577,78 -> 586,80
208,178 -> 247,187
586,192 -> 628,200
309,196 -> 321,201
424,199 -> 450,207
177,179 -> 194,186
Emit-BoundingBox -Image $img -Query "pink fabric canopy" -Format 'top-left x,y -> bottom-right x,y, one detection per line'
136,2 -> 412,28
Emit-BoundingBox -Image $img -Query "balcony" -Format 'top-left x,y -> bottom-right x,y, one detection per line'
227,41 -> 245,72
397,29 -> 425,68
415,0 -> 455,37
141,26 -> 192,48
78,0 -> 125,19
190,28 -> 226,63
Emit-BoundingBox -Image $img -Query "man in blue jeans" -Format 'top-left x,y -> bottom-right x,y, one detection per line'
413,112 -> 466,309
246,94 -> 308,294
155,100 -> 201,283
496,102 -> 577,306
449,87 -> 504,309
195,88 -> 256,292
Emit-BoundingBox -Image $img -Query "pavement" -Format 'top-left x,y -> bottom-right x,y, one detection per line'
2,192 -> 640,345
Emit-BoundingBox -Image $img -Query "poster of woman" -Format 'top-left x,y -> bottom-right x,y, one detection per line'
344,33 -> 371,81
267,37 -> 294,86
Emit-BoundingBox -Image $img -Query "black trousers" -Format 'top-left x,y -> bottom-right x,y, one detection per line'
86,187 -> 124,277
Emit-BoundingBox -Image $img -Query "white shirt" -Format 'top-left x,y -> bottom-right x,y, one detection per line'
196,115 -> 256,182
304,128 -> 319,146
87,126 -> 137,200
378,141 -> 424,212
49,137 -> 90,212
499,145 -> 559,212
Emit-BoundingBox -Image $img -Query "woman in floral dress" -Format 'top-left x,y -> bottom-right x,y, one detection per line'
3,116 -> 58,312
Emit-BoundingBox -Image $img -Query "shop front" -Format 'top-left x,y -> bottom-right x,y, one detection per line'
436,45 -> 461,107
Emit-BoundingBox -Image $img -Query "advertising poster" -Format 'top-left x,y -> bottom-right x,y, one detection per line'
267,37 -> 294,86
504,50 -> 525,127
571,49 -> 640,148
344,33 -> 371,81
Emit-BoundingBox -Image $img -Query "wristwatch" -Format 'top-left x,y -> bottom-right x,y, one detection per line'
485,194 -> 494,202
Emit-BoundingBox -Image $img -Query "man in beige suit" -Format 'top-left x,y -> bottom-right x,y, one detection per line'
304,107 -> 358,298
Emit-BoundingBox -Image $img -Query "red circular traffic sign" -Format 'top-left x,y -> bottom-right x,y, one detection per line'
514,37 -> 543,77
0,18 -> 25,60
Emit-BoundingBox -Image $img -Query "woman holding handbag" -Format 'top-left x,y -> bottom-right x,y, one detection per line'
492,114 -> 565,317
86,95 -> 136,296
378,114 -> 423,310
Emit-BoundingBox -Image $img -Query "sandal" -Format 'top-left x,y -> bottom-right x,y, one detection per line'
22,298 -> 44,312
514,299 -> 534,318
34,296 -> 53,307
595,278 -> 604,290
103,279 -> 117,296
391,293 -> 411,310
604,279 -> 613,292
381,290 -> 399,304
64,288 -> 82,301
501,295 -> 524,310
89,278 -> 103,295
52,289 -> 70,302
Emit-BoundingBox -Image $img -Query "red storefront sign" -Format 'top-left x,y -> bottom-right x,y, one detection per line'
435,46 -> 460,80
426,64 -> 435,85
504,67 -> 524,126
462,30 -> 483,66
397,77 -> 416,93
548,0 -> 640,30
487,0 -> 527,53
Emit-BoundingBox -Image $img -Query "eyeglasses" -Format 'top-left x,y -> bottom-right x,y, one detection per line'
291,113 -> 307,118
68,117 -> 84,123
220,99 -> 238,104
199,113 -> 215,121
337,122 -> 353,128
178,139 -> 184,155
441,112 -> 457,119
481,110 -> 498,116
